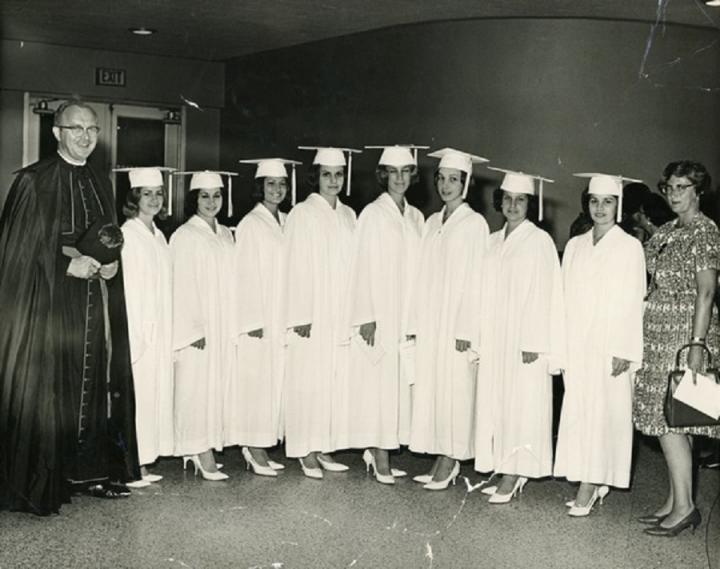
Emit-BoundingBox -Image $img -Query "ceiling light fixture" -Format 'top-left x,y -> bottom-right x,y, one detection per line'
706,0 -> 720,6
129,27 -> 156,36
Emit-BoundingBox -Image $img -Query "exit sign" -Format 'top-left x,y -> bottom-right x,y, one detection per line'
96,67 -> 126,87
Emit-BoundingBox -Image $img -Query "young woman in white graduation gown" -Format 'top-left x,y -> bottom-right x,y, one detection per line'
473,169 -> 565,503
225,159 -> 297,476
119,167 -> 174,487
554,173 -> 646,516
347,146 -> 425,484
283,147 -> 358,478
408,148 -> 489,490
170,171 -> 236,481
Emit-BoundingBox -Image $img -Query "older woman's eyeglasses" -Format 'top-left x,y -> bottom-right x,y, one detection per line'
660,182 -> 695,197
56,125 -> 101,137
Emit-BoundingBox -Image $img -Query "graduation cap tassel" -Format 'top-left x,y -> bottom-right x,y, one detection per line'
227,175 -> 234,218
538,179 -> 544,222
462,172 -> 471,200
617,189 -> 623,224
291,164 -> 297,207
168,172 -> 173,217
347,152 -> 353,197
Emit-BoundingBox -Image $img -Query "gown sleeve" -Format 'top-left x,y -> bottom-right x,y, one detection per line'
170,229 -> 206,350
284,206 -> 314,329
234,217 -> 266,335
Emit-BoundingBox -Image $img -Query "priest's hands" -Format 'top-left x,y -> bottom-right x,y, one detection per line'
359,322 -> 377,346
99,261 -> 119,280
191,338 -> 206,350
455,339 -> 471,352
611,357 -> 630,377
248,328 -> 264,339
522,351 -> 539,364
67,255 -> 101,279
294,324 -> 312,338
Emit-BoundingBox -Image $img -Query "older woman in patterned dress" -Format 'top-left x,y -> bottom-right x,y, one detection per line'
633,160 -> 720,537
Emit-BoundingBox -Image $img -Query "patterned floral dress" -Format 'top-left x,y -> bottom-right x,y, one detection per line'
633,213 -> 720,437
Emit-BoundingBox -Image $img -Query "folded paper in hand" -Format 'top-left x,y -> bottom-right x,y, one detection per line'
673,369 -> 720,420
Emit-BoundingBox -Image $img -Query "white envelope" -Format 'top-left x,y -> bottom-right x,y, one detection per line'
399,339 -> 417,385
352,333 -> 386,365
673,369 -> 720,419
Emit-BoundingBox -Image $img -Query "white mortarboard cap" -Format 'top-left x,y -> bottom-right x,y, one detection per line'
174,170 -> 239,217
427,147 -> 490,199
113,166 -> 176,215
488,166 -> 555,221
365,144 -> 430,167
298,146 -> 362,196
574,172 -> 643,223
239,158 -> 303,206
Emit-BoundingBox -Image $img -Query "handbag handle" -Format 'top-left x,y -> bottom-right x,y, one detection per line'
674,343 -> 713,370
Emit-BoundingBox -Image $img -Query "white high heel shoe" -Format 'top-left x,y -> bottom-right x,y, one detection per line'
143,473 -> 163,483
182,455 -> 229,481
316,455 -> 349,472
488,477 -> 528,504
424,461 -> 460,491
568,485 -> 609,517
242,447 -> 277,477
413,473 -> 433,484
361,450 -> 395,485
268,460 -> 285,471
126,479 -> 151,489
565,485 -> 608,507
299,457 -> 323,479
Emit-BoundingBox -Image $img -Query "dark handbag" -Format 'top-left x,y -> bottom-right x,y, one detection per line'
664,343 -> 720,428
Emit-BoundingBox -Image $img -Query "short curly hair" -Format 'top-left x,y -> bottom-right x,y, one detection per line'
659,161 -> 711,196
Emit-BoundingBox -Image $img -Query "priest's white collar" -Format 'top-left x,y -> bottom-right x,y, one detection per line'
57,150 -> 86,166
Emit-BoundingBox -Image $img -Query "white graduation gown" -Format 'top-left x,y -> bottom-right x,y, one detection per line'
554,225 -> 645,488
170,215 -> 236,456
408,203 -> 489,460
225,203 -> 286,448
121,218 -> 174,466
474,220 -> 565,477
283,193 -> 357,457
346,193 -> 424,449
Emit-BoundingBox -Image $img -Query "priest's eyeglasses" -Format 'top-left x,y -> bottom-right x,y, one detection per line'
56,125 -> 101,137
660,182 -> 695,197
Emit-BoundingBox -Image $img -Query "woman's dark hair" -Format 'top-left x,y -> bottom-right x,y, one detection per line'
184,188 -> 201,217
492,188 -> 540,222
375,164 -> 419,190
659,160 -> 711,196
642,192 -> 676,226
306,164 -> 345,193
433,169 -> 474,191
123,186 -> 168,220
622,183 -> 651,217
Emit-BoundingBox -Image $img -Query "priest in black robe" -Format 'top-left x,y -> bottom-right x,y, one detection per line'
0,100 -> 140,515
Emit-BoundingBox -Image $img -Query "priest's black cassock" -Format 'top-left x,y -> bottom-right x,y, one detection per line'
0,153 -> 140,515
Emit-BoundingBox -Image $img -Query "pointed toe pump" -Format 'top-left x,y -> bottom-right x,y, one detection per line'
424,461 -> 460,491
362,450 -> 395,485
568,485 -> 609,517
242,447 -> 278,477
488,477 -> 528,504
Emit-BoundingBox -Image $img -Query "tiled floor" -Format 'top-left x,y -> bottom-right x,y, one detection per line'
0,438 -> 718,569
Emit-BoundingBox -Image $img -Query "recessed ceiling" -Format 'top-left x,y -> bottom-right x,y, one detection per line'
2,0 -> 720,61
